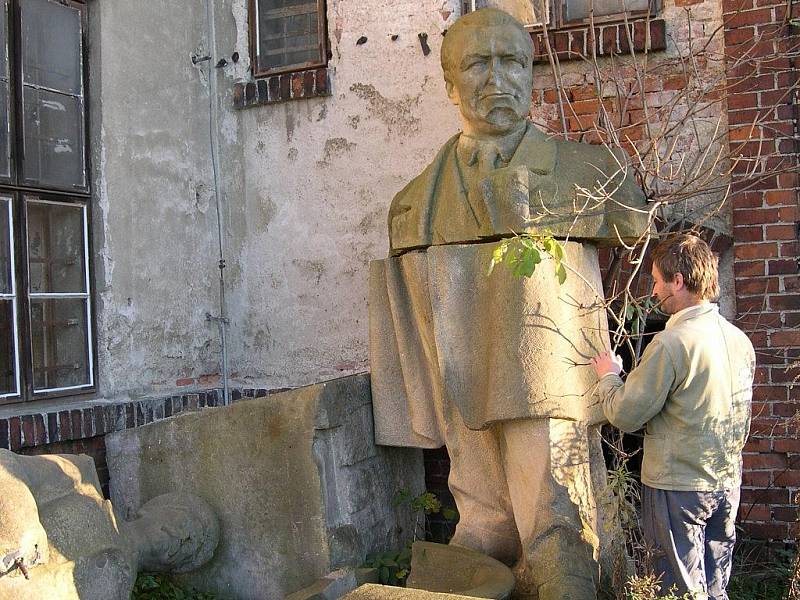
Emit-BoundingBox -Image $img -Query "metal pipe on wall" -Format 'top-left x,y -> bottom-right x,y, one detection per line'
203,0 -> 231,406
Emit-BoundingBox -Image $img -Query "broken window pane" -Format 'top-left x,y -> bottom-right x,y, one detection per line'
26,200 -> 86,294
20,0 -> 82,95
22,87 -> 85,189
565,0 -> 651,22
0,299 -> 16,395
30,297 -> 89,390
256,0 -> 325,72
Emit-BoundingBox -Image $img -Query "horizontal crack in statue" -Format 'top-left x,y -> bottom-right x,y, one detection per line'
369,8 -> 651,600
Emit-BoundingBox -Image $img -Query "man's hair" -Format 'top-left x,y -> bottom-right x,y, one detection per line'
651,234 -> 720,300
440,8 -> 530,82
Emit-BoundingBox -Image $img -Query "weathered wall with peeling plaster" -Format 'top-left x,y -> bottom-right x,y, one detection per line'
226,1 -> 462,388
86,0 -> 734,401
88,0 -> 225,398
87,0 -> 461,398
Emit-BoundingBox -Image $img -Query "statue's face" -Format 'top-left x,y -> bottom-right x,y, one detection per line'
445,24 -> 533,136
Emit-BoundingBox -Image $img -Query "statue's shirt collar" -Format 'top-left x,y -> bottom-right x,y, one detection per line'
455,122 -> 556,176
456,125 -> 528,169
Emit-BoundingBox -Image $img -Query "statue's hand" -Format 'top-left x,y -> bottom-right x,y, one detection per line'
479,166 -> 546,235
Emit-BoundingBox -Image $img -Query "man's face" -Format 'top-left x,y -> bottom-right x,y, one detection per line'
445,24 -> 533,136
651,264 -> 679,314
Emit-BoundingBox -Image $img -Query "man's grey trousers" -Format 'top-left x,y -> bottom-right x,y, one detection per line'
641,485 -> 740,599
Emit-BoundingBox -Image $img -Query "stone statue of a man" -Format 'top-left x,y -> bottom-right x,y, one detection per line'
369,8 -> 650,599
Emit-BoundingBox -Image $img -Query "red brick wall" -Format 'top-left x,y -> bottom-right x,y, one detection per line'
723,0 -> 800,542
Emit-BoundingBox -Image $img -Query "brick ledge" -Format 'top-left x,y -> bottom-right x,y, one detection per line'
532,18 -> 667,63
0,387 -> 278,451
233,67 -> 330,109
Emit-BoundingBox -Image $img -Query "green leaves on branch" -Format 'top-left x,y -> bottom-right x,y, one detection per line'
393,489 -> 442,514
623,297 -> 659,339
366,545 -> 412,586
624,303 -> 643,338
488,233 -> 567,284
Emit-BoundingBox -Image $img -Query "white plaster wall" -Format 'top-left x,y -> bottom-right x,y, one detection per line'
224,0 -> 462,388
87,0 -> 463,397
89,0 -> 234,397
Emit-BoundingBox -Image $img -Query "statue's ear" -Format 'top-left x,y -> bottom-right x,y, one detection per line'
445,79 -> 459,105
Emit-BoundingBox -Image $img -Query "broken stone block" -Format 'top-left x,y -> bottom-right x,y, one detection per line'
106,374 -> 425,599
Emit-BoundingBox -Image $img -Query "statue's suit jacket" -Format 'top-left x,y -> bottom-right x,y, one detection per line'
388,122 -> 649,255
369,123 -> 651,448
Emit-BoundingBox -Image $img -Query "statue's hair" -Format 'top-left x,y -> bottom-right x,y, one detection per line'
440,8 -> 531,82
652,233 -> 720,301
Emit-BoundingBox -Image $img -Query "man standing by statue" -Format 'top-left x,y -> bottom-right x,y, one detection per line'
591,234 -> 755,599
369,8 -> 650,599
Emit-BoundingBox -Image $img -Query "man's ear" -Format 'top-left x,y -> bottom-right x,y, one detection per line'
445,79 -> 459,106
673,272 -> 685,290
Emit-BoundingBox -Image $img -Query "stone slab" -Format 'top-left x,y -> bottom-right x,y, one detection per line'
407,542 -> 514,599
106,374 -> 425,600
344,583 -> 487,600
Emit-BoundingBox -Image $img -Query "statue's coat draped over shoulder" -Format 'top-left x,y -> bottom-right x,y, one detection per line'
389,122 -> 651,255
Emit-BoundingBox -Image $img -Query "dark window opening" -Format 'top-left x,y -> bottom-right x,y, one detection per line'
249,0 -> 328,78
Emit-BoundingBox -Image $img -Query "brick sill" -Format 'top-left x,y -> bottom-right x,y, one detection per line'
0,387 -> 278,451
531,18 -> 667,63
233,66 -> 330,110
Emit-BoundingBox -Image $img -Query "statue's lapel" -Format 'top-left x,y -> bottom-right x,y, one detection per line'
509,122 -> 557,175
432,136 -> 492,241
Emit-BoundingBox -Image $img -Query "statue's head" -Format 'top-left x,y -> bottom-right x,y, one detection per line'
440,8 -> 533,137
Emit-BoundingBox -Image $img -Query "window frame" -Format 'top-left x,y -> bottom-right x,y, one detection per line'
16,0 -> 88,194
0,0 -> 94,406
24,194 -> 94,397
462,0 -> 658,31
0,196 -> 21,401
1,0 -> 16,187
248,0 -> 329,78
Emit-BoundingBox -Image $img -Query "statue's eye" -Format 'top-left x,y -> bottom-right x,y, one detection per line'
463,58 -> 487,71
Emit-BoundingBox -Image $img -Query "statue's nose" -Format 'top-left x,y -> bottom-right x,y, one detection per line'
487,60 -> 503,86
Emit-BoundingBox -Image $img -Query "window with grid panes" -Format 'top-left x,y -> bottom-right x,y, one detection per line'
249,0 -> 328,77
463,0 -> 654,28
0,0 -> 93,404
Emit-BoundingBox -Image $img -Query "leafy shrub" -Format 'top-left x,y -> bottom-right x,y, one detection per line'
131,573 -> 221,600
365,545 -> 412,586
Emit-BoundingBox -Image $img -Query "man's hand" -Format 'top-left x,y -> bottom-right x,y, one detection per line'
591,351 -> 624,378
